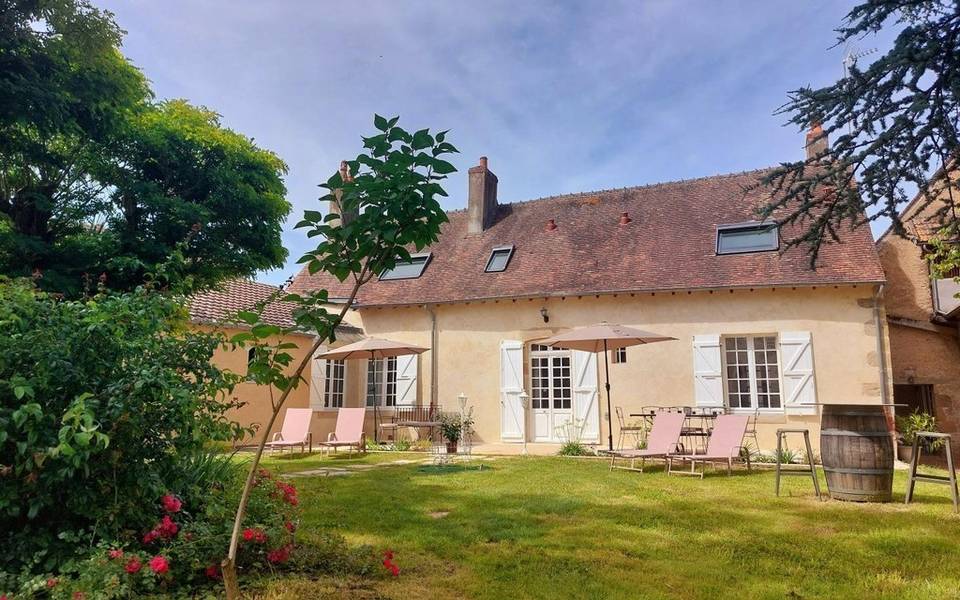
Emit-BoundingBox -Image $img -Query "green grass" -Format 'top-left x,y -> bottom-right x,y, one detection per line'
255,456 -> 960,600
234,450 -> 427,475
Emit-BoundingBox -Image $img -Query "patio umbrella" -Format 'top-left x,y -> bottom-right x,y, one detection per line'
542,322 -> 676,452
315,337 -> 429,360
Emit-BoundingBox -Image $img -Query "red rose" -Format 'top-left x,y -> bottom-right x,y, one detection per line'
242,528 -> 255,542
46,578 -> 58,588
73,593 -> 86,600
383,549 -> 394,560
161,494 -> 182,514
108,548 -> 123,560
205,565 -> 222,580
266,544 -> 292,564
148,555 -> 169,575
284,521 -> 296,533
159,515 -> 179,538
125,557 -> 142,574
142,530 -> 157,544
389,564 -> 400,577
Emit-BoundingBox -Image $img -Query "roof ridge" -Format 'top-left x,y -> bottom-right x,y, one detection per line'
443,166 -> 776,214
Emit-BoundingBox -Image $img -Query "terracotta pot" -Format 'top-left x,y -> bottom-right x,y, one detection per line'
446,442 -> 458,454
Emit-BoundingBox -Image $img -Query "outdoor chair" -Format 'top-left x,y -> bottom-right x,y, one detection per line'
609,412 -> 685,472
744,406 -> 760,451
264,408 -> 313,454
318,407 -> 366,456
668,414 -> 751,478
616,406 -> 646,450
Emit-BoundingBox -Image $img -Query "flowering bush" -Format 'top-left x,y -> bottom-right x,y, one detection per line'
0,281 -> 247,573
0,466 -> 303,598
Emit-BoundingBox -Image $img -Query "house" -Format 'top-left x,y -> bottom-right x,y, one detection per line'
188,278 -> 363,445
268,128 -> 890,454
876,172 -> 960,462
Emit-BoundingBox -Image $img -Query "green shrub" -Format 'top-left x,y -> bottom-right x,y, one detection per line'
0,279 -> 245,572
558,442 -> 593,457
896,411 -> 945,452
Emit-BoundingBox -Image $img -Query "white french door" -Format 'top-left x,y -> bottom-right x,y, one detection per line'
529,344 -> 573,442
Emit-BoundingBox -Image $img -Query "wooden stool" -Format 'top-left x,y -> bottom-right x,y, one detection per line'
775,428 -> 822,500
904,432 -> 958,513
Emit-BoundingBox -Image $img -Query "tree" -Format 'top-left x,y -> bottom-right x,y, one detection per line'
219,115 -> 456,598
0,0 -> 290,296
758,0 -> 959,265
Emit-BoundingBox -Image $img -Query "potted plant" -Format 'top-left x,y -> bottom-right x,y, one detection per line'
439,409 -> 474,454
895,411 -> 944,463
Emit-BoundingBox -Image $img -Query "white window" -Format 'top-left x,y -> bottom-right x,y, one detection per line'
530,344 -> 571,410
612,347 -> 627,364
722,335 -> 781,410
716,222 -> 779,255
365,357 -> 397,407
379,253 -> 431,280
484,246 -> 514,272
323,359 -> 346,408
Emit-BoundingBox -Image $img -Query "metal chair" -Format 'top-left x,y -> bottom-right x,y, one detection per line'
616,407 -> 646,450
744,406 -> 760,451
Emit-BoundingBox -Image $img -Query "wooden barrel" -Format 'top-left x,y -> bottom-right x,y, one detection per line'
820,404 -> 894,502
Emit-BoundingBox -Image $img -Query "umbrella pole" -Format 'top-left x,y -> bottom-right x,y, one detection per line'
604,339 -> 613,452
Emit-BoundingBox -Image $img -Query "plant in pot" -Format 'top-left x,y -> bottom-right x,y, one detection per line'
896,411 -> 944,463
439,409 -> 474,454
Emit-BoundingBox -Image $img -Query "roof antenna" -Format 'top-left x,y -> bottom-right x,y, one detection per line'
841,44 -> 877,134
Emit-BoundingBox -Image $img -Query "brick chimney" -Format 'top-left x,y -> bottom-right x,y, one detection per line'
467,157 -> 498,234
805,122 -> 829,162
328,160 -> 356,226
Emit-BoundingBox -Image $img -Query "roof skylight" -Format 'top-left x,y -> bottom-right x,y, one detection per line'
379,253 -> 432,280
716,222 -> 779,255
484,246 -> 514,273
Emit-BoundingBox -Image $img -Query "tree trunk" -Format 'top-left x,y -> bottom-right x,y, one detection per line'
222,278 -> 364,599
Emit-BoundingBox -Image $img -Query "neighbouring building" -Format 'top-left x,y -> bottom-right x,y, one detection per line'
266,129 -> 891,455
876,174 -> 960,463
188,279 -> 363,445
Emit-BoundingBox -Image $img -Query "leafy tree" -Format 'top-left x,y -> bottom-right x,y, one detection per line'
0,0 -> 290,296
758,0 -> 959,264
219,115 -> 456,598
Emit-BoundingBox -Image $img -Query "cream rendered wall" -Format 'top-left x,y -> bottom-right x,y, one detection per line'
351,285 -> 888,454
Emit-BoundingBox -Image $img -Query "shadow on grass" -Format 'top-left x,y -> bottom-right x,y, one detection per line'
415,464 -> 492,476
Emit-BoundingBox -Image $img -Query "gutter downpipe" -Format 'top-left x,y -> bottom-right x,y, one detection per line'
426,305 -> 439,406
873,284 -> 894,459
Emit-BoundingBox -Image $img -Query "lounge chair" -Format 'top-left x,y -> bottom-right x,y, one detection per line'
318,407 -> 366,456
609,412 -> 685,472
265,408 -> 313,454
667,414 -> 751,478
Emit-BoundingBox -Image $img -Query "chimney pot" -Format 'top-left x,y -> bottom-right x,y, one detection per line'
545,218 -> 558,231
479,156 -> 488,169
619,212 -> 632,225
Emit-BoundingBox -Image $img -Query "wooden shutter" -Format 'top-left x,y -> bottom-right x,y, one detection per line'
500,340 -> 525,442
309,344 -> 328,410
779,331 -> 817,415
572,350 -> 600,442
395,354 -> 418,407
692,334 -> 724,408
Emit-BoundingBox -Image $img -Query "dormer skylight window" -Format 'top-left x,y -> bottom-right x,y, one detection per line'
379,252 -> 431,280
484,246 -> 514,273
716,222 -> 779,255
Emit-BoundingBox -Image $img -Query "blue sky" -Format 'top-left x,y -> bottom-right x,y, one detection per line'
98,0 -> 899,286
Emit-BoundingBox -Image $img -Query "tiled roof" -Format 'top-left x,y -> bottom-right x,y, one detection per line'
289,168 -> 885,307
188,279 -> 362,334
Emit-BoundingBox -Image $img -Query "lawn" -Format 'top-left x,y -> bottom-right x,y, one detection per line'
251,455 -> 960,600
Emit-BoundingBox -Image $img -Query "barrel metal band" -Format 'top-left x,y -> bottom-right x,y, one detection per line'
821,429 -> 892,437
823,467 -> 892,475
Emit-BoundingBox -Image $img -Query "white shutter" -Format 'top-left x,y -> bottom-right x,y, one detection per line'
500,340 -> 525,442
395,354 -> 418,407
572,350 -> 600,442
309,344 -> 328,410
779,331 -> 817,415
693,334 -> 724,408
